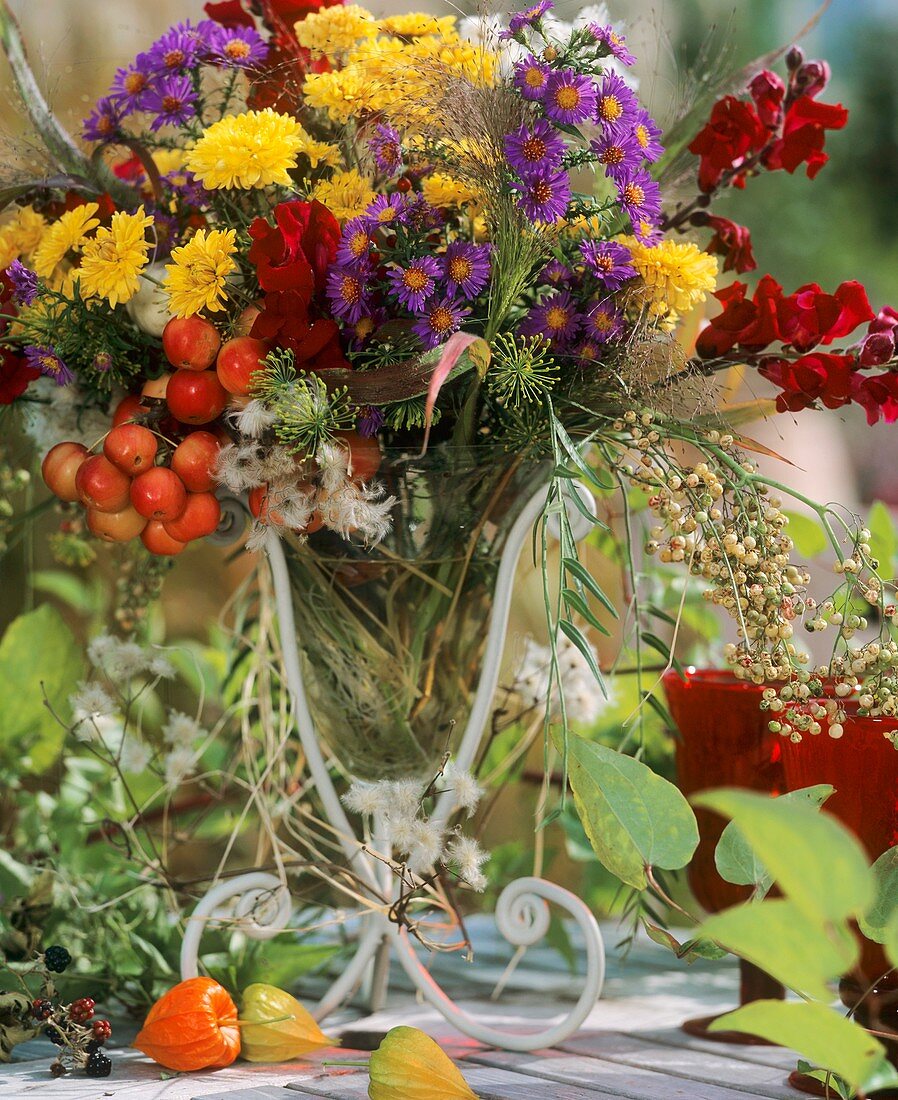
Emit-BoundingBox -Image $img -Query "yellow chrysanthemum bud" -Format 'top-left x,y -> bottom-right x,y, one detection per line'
368,1027 -> 479,1099
239,984 -> 335,1063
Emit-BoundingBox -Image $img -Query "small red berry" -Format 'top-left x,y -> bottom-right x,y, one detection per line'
92,1019 -> 112,1042
31,998 -> 53,1021
397,176 -> 412,193
69,996 -> 95,1023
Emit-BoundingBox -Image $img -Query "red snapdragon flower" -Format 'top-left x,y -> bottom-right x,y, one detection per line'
762,95 -> 849,179
0,348 -> 39,404
748,70 -> 786,127
204,1 -> 255,28
778,280 -> 874,351
696,275 -> 784,357
248,199 -> 340,297
687,96 -> 768,192
760,352 -> 855,413
851,372 -> 898,425
704,216 -> 757,273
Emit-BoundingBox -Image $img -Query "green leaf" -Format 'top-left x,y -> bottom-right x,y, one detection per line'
784,511 -> 828,558
859,846 -> 898,944
884,912 -> 898,972
701,899 -> 857,1002
0,605 -> 84,771
562,588 -> 610,636
31,570 -> 103,615
561,557 -> 619,619
709,1001 -> 897,1096
715,785 -> 835,895
868,500 -> 897,583
694,789 -> 874,923
561,730 -> 698,889
558,620 -> 604,686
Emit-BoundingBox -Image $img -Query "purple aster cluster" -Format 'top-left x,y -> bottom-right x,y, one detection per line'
6,260 -> 39,307
501,13 -> 666,241
500,0 -> 553,41
579,240 -> 637,291
82,19 -> 266,141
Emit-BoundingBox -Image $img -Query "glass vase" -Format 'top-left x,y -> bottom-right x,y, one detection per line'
282,444 -> 549,781
663,668 -> 786,1042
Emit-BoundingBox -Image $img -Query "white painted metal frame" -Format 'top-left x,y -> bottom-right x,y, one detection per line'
181,482 -> 606,1050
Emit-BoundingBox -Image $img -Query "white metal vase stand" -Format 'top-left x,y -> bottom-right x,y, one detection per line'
180,482 -> 606,1051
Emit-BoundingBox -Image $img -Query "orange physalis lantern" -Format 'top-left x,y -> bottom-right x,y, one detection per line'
133,977 -> 240,1072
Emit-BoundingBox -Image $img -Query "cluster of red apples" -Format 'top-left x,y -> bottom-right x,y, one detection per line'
40,316 -> 268,557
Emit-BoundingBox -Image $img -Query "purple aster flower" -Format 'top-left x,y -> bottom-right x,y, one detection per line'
207,24 -> 268,68
632,109 -> 664,163
514,168 -> 571,224
337,217 -> 375,269
579,240 -> 637,290
109,57 -> 155,113
369,124 -> 403,176
590,130 -> 643,181
513,55 -> 550,101
412,295 -> 471,350
504,118 -> 566,179
92,351 -> 114,372
587,24 -> 637,67
25,345 -> 73,386
616,167 -> 663,238
82,97 -> 122,143
364,193 -> 408,228
387,256 -> 440,312
442,241 -> 491,300
543,70 -> 597,126
326,265 -> 372,323
501,0 -> 553,39
404,194 -> 443,231
162,168 -> 206,208
6,260 -> 39,306
583,299 -> 625,344
146,22 -> 203,74
574,339 -> 604,366
146,75 -> 197,132
347,309 -> 386,348
520,290 -> 580,346
538,259 -> 572,286
357,405 -> 385,437
595,71 -> 639,133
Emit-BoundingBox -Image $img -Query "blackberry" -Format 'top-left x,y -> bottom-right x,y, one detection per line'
85,1039 -> 102,1055
50,1061 -> 67,1078
43,946 -> 71,973
85,1051 -> 112,1078
31,999 -> 53,1021
92,1019 -> 112,1042
69,997 -> 95,1023
44,1025 -> 65,1045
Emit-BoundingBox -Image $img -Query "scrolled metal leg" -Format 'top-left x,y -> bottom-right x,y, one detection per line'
387,876 -> 605,1051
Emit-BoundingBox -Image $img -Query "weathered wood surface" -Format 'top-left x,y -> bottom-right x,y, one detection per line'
1,919 -> 807,1099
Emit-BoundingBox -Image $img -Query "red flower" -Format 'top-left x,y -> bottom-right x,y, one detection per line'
851,372 -> 898,425
0,348 -> 39,404
704,216 -> 757,274
779,280 -> 874,351
203,1 -> 255,27
760,352 -> 855,413
858,330 -> 895,368
696,275 -> 784,358
688,96 -> 768,192
748,70 -> 786,127
763,95 -> 848,179
251,292 -> 350,369
248,200 -> 340,297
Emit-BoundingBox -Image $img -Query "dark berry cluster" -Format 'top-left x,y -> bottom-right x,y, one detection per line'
6,946 -> 114,1079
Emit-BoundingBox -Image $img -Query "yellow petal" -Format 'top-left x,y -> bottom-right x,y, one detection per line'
368,1027 -> 479,1099
239,983 -> 336,1063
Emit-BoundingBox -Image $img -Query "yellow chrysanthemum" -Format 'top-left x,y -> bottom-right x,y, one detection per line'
33,203 -> 100,279
151,148 -> 188,175
302,68 -> 377,125
78,206 -> 154,308
296,131 -> 343,170
380,13 -> 457,38
164,228 -> 237,318
311,169 -> 375,223
294,4 -> 377,56
421,172 -> 478,209
187,109 -> 303,190
0,205 -> 48,267
622,236 -> 718,325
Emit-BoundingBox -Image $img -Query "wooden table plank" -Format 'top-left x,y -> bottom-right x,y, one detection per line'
287,1065 -> 616,1098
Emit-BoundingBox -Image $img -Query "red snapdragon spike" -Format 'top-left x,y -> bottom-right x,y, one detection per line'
748,69 -> 786,127
794,59 -> 831,99
760,352 -> 855,413
688,96 -> 768,191
870,306 -> 898,334
248,200 -> 339,297
204,0 -> 256,27
704,216 -> 757,273
762,94 -> 848,178
779,280 -> 874,350
858,330 -> 895,367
